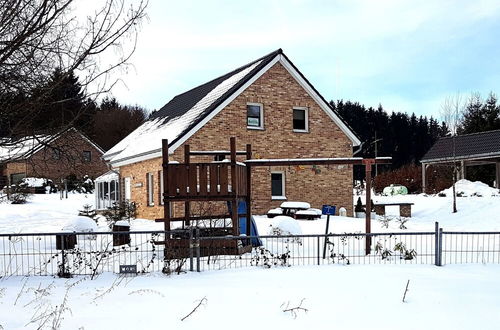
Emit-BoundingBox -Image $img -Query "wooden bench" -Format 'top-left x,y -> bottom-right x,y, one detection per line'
372,203 -> 414,217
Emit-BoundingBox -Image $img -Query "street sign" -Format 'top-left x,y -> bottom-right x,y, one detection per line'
322,205 -> 336,215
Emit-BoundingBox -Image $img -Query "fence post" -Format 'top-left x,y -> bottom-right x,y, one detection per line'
60,234 -> 67,277
195,228 -> 201,272
438,228 -> 443,266
189,227 -> 194,272
434,222 -> 439,266
317,236 -> 320,265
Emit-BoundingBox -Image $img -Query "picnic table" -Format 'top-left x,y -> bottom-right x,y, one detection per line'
266,202 -> 321,220
368,202 -> 415,217
280,201 -> 310,216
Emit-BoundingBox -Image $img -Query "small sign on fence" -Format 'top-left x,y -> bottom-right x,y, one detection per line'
119,264 -> 137,274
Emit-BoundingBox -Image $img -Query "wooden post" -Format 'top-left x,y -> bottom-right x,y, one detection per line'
184,144 -> 190,227
245,143 -> 252,237
162,139 -> 171,232
496,162 -> 500,189
422,163 -> 427,194
460,160 -> 465,180
363,159 -> 375,255
230,137 -> 239,236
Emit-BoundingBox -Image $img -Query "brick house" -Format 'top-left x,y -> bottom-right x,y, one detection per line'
102,49 -> 361,218
0,127 -> 108,186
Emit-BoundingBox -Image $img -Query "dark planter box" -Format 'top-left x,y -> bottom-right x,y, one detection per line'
56,233 -> 77,250
113,224 -> 131,246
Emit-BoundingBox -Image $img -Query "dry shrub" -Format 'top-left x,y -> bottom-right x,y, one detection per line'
374,164 -> 453,194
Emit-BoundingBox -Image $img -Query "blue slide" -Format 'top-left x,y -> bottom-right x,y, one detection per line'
227,201 -> 263,247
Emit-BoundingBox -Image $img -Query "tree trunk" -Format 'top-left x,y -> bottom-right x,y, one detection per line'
452,165 -> 457,213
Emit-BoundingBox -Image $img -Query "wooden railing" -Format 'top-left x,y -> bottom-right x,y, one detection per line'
165,163 -> 247,199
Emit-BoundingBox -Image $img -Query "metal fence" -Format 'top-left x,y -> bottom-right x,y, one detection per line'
0,224 -> 499,277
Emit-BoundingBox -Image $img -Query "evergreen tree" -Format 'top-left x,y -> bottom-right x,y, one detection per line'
459,92 -> 500,134
332,99 -> 448,178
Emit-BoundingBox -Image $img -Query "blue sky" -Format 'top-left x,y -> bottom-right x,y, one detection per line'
104,0 -> 500,118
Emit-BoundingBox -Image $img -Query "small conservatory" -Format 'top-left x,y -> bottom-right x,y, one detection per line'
95,170 -> 120,210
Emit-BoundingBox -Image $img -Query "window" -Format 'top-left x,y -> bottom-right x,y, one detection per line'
147,173 -> 154,206
124,177 -> 131,201
271,171 -> 285,199
52,148 -> 61,160
158,170 -> 164,205
83,151 -> 91,162
247,103 -> 263,129
10,173 -> 26,185
293,107 -> 308,132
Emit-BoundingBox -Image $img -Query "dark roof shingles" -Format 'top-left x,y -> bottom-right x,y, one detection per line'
422,129 -> 500,161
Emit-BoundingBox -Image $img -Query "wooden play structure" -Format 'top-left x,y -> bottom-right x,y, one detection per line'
155,137 -> 391,257
155,137 -> 253,257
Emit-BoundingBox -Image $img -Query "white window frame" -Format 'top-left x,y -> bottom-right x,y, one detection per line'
124,177 -> 131,201
246,102 -> 264,130
147,173 -> 154,206
271,171 -> 286,200
292,107 -> 309,133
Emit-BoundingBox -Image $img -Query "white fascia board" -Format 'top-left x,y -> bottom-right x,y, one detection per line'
277,55 -> 361,147
110,149 -> 163,168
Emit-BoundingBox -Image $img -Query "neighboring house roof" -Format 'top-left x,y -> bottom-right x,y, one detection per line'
421,129 -> 500,163
104,49 -> 361,167
0,127 -> 104,163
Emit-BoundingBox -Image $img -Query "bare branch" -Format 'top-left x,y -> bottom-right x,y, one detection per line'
181,297 -> 207,321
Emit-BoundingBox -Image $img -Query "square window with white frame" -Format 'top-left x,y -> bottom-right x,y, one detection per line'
271,172 -> 285,199
247,103 -> 263,129
293,107 -> 308,132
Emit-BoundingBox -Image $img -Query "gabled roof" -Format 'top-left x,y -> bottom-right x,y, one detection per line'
0,127 -> 104,163
421,129 -> 500,163
104,49 -> 361,167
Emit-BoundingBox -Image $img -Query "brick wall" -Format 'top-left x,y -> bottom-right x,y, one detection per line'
3,129 -> 108,184
119,62 -> 354,220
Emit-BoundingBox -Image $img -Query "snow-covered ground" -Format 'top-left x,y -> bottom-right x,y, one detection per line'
0,181 -> 499,329
1,264 -> 500,330
2,179 -> 500,235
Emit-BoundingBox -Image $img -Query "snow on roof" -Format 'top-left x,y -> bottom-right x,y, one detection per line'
105,59 -> 264,164
95,170 -> 119,182
0,135 -> 51,162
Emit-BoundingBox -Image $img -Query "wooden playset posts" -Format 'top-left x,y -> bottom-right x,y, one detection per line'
157,136 -> 391,257
156,137 -> 253,257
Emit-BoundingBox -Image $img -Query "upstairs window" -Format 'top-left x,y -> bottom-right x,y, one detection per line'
247,103 -> 263,129
293,107 -> 308,132
83,151 -> 91,162
52,148 -> 61,160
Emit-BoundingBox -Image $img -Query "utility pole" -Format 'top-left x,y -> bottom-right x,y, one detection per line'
371,132 -> 383,176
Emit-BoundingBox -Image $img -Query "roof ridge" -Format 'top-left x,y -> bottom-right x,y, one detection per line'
161,49 -> 282,105
438,128 -> 500,140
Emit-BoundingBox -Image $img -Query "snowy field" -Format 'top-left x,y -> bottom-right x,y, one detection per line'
1,264 -> 500,330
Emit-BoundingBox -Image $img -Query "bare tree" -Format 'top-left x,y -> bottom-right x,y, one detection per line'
440,93 -> 464,213
0,0 -> 148,160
